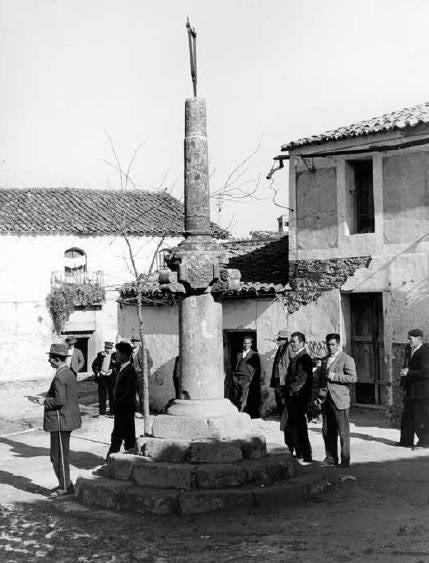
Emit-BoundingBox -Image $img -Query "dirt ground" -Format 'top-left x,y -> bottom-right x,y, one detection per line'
1,378 -> 429,562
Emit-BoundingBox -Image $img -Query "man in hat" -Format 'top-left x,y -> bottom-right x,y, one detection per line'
399,328 -> 429,447
270,330 -> 291,415
107,341 -> 138,458
43,343 -> 82,497
131,336 -> 153,415
64,336 -> 85,377
92,341 -> 117,416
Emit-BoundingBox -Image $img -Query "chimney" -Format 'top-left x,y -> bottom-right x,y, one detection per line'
277,214 -> 289,234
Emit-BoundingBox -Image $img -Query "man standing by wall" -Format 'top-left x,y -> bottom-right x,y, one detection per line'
399,328 -> 429,448
92,341 -> 117,417
131,337 -> 153,415
65,336 -> 85,377
283,332 -> 313,462
43,343 -> 81,497
270,330 -> 290,415
233,336 -> 261,417
318,333 -> 357,468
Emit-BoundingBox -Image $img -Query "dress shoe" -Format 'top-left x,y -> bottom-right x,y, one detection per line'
49,484 -> 74,498
322,458 -> 338,466
339,461 -> 350,468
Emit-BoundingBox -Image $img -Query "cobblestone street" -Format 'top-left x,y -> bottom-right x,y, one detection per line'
1,388 -> 429,562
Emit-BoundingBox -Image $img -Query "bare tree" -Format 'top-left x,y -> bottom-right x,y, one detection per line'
105,133 -> 167,436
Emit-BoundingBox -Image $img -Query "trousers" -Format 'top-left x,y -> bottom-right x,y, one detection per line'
50,430 -> 72,490
233,373 -> 252,412
322,395 -> 350,464
400,398 -> 429,446
107,409 -> 136,457
283,397 -> 312,461
97,376 -> 114,415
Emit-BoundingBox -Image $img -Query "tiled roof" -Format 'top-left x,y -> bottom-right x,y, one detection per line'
283,102 -> 429,150
119,236 -> 289,301
0,187 -> 227,238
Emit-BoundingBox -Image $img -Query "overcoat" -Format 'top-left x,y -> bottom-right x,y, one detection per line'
112,363 -> 138,413
43,365 -> 82,432
402,343 -> 429,400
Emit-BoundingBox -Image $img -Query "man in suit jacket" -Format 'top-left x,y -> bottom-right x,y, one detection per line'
131,337 -> 153,415
233,336 -> 261,418
270,330 -> 291,415
65,336 -> 85,377
399,328 -> 429,447
283,332 -> 313,462
107,341 -> 138,459
92,341 -> 118,416
43,343 -> 82,497
317,333 -> 357,467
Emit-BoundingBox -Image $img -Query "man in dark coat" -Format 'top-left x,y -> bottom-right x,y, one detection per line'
283,332 -> 313,462
317,333 -> 357,468
107,341 -> 137,459
399,328 -> 429,447
270,330 -> 290,415
43,343 -> 82,497
233,336 -> 261,418
92,341 -> 117,416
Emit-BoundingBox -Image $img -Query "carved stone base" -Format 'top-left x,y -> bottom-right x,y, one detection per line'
152,412 -> 252,440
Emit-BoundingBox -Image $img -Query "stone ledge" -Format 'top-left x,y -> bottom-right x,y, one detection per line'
105,452 -> 295,490
136,434 -> 267,464
75,469 -> 334,516
152,412 -> 251,440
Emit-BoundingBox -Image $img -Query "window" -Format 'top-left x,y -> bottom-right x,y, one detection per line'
64,248 -> 87,282
347,159 -> 374,234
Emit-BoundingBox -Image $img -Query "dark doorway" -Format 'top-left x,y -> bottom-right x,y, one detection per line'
223,330 -> 260,418
62,331 -> 92,373
349,293 -> 385,405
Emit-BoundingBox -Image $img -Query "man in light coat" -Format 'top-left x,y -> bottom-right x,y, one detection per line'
270,330 -> 291,415
317,333 -> 357,468
43,343 -> 82,497
65,336 -> 85,377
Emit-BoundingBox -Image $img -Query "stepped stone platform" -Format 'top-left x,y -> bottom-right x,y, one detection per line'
75,435 -> 334,515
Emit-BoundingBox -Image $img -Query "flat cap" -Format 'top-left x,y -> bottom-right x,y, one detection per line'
408,328 -> 424,338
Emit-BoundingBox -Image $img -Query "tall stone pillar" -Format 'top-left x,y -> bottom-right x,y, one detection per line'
152,97 -> 250,438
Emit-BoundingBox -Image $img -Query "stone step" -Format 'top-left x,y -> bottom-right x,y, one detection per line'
136,435 -> 267,463
107,452 -> 295,490
74,469 -> 335,516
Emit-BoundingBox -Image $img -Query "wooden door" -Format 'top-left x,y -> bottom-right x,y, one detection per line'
350,293 -> 384,405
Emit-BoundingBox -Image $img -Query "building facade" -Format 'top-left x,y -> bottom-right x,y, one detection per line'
274,101 -> 429,421
0,187 -> 226,382
118,235 -> 289,414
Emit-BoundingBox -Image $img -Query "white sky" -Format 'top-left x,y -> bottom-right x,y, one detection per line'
1,0 -> 429,235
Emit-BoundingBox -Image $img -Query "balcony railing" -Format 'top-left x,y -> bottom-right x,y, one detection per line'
50,270 -> 105,307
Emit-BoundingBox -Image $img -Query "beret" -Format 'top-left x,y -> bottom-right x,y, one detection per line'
408,328 -> 424,338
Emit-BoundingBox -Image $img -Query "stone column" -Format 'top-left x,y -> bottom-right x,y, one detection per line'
153,96 -> 250,438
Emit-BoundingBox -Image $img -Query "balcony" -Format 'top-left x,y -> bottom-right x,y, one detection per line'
50,270 -> 105,307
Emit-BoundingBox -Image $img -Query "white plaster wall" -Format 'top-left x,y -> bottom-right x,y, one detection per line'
0,233 -> 179,382
118,297 -> 287,412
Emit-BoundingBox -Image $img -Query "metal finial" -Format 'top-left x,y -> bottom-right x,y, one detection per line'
186,18 -> 197,97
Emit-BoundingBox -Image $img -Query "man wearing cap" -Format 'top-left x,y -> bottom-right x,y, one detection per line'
107,341 -> 138,458
270,330 -> 291,415
43,343 -> 82,497
399,329 -> 429,448
65,336 -> 85,377
92,341 -> 117,416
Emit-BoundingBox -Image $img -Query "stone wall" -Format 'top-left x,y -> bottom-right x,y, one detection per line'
286,256 -> 371,314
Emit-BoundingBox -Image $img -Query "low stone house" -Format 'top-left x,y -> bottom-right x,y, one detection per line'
271,101 -> 429,421
118,234 -> 290,414
0,187 -> 223,383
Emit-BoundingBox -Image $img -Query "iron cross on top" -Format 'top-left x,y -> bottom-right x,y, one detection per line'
186,17 -> 197,97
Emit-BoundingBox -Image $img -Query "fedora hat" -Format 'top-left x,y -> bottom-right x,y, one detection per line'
47,343 -> 70,357
104,341 -> 114,348
276,330 -> 289,340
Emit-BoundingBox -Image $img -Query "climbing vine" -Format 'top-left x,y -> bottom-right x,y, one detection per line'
46,283 -> 105,335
